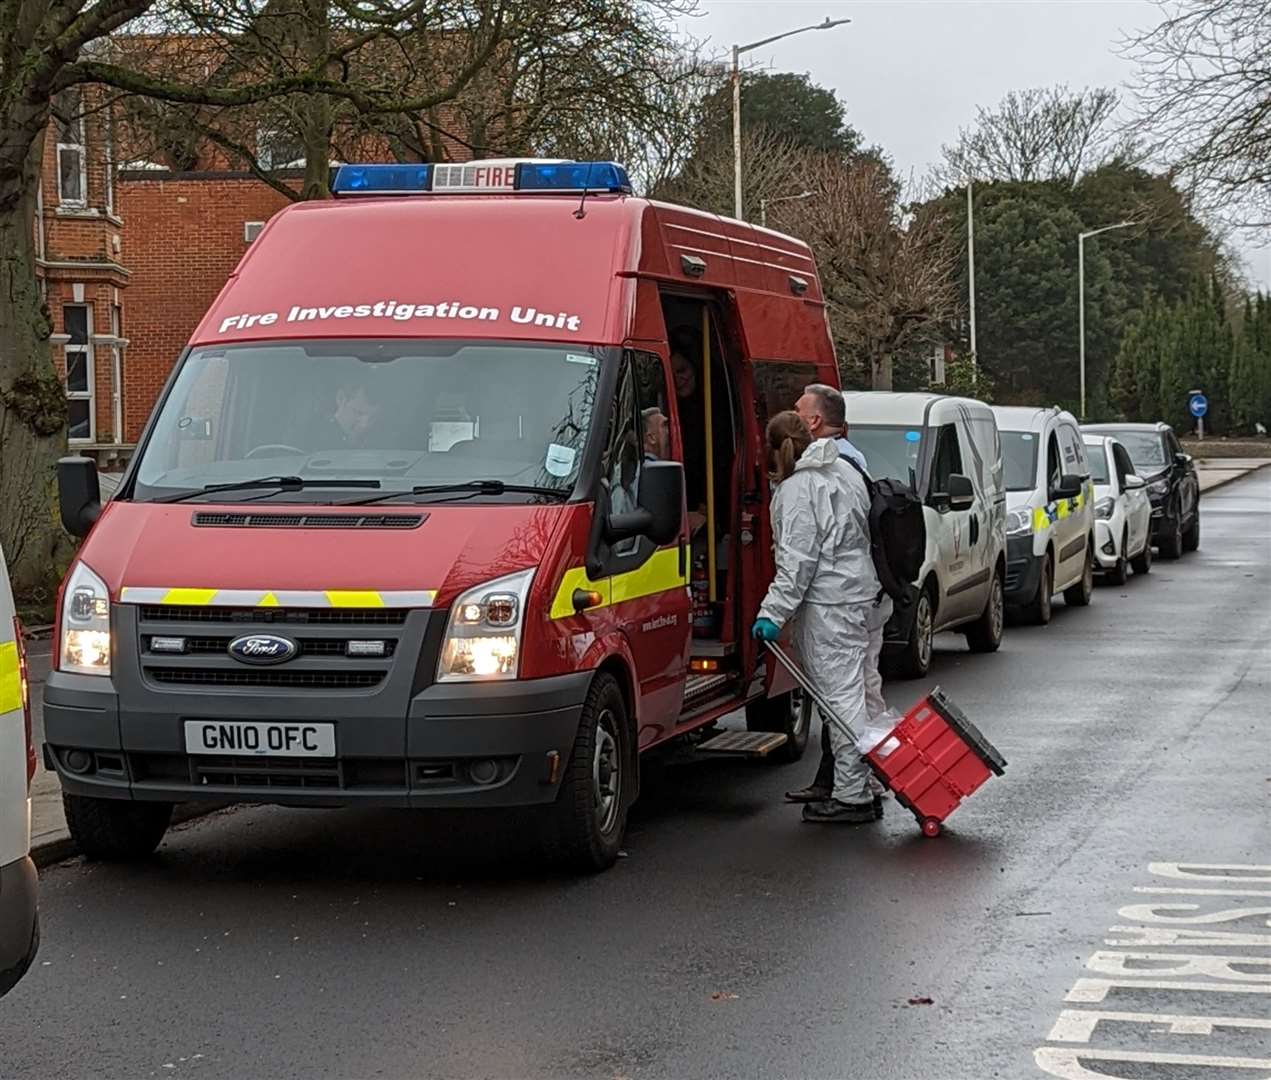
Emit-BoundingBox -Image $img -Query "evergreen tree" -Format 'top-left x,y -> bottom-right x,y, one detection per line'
1229,300 -> 1260,432
1158,294 -> 1194,430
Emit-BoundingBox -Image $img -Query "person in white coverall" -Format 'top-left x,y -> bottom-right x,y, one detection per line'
751,411 -> 883,825
786,384 -> 893,810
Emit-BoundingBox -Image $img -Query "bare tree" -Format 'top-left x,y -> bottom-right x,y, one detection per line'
649,125 -> 806,219
783,155 -> 960,391
1123,0 -> 1271,230
937,85 -> 1131,187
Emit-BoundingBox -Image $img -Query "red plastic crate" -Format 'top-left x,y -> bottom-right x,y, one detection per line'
864,687 -> 1006,837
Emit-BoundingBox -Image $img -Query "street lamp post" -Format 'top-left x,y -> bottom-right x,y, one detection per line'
732,17 -> 850,221
759,189 -> 816,228
1078,220 -> 1137,419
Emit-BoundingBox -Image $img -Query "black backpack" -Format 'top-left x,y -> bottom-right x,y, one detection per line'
840,454 -> 927,607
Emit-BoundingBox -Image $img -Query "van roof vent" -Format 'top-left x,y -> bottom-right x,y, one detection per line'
191,512 -> 424,530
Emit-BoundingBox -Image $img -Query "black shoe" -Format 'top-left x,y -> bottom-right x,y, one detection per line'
802,799 -> 877,825
785,784 -> 832,804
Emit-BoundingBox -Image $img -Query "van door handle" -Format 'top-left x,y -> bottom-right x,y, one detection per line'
969,515 -> 979,546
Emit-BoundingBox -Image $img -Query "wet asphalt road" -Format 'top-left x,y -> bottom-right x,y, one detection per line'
3,471 -> 1269,1080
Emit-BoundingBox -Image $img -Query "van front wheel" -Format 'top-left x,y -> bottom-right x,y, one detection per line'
538,674 -> 630,873
965,567 -> 1004,653
890,585 -> 934,679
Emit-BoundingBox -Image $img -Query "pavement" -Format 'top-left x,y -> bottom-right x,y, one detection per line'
6,468 -> 1268,1079
1194,456 -> 1271,493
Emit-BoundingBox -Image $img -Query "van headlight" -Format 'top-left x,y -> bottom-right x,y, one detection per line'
437,569 -> 535,682
1094,496 -> 1115,520
60,562 -> 111,675
1006,509 -> 1032,538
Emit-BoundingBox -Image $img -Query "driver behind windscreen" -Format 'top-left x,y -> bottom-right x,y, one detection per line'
310,378 -> 382,449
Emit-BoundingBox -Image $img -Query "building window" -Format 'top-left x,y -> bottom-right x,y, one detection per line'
55,89 -> 87,207
64,303 -> 94,442
256,125 -> 305,171
244,221 -> 264,243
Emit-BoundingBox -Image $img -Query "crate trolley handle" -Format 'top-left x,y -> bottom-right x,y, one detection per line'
763,641 -> 861,744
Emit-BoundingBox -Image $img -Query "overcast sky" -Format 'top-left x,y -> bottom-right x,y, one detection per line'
675,0 -> 1270,290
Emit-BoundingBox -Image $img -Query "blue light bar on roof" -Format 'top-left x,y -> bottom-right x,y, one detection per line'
330,160 -> 633,197
515,161 -> 632,193
332,163 -> 433,195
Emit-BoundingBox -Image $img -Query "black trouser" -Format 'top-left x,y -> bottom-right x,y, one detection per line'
812,722 -> 834,790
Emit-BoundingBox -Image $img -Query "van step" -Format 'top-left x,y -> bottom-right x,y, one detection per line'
684,672 -> 735,707
696,730 -> 789,757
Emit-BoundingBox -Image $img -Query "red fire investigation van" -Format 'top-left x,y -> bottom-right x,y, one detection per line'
47,160 -> 840,870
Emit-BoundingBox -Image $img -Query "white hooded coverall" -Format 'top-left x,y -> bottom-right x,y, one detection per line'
758,438 -> 882,805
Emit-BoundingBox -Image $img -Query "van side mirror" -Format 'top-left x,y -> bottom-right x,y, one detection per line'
1051,473 -> 1083,501
606,460 -> 684,546
58,456 -> 103,538
1124,474 -> 1146,491
947,473 -> 975,511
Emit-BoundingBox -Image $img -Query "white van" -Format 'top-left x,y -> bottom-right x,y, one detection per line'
843,392 -> 1007,678
991,406 -> 1095,624
0,542 -> 37,997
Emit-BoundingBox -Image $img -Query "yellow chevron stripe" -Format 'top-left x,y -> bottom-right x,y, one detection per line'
0,641 -> 22,715
550,547 -> 686,621
162,588 -> 218,605
326,590 -> 385,608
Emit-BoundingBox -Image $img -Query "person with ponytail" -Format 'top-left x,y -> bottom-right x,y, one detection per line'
751,410 -> 883,825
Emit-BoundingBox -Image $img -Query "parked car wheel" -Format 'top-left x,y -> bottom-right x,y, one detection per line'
537,673 -> 630,872
1183,508 -> 1201,553
1104,531 -> 1129,586
1131,537 -> 1153,576
965,566 -> 1004,654
746,688 -> 810,764
1159,511 -> 1184,559
1064,542 -> 1095,607
63,794 -> 172,862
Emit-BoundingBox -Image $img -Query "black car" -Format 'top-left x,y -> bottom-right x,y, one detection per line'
1081,422 -> 1200,557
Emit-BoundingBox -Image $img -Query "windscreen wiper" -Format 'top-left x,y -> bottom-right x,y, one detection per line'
339,480 -> 569,506
153,476 -> 382,504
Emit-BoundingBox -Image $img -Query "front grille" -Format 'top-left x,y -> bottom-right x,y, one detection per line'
146,636 -> 395,659
129,753 -> 408,790
191,512 -> 423,530
140,606 -> 408,626
146,668 -> 385,689
193,755 -> 342,789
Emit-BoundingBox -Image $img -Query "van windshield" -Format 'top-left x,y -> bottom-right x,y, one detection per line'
999,431 -> 1039,492
131,340 -> 608,502
845,425 -> 924,485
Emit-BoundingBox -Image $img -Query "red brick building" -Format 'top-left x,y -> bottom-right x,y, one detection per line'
38,88 -> 475,469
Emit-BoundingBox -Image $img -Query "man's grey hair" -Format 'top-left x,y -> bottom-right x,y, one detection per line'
803,383 -> 846,431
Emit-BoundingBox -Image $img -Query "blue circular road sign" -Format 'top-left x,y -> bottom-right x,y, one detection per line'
1189,393 -> 1208,418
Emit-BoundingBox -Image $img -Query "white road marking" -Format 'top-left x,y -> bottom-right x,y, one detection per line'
1035,1046 -> 1271,1079
1047,1008 -> 1271,1043
1149,863 -> 1271,883
1117,903 -> 1271,926
1105,926 -> 1271,948
1065,977 -> 1271,1002
1086,950 -> 1271,982
1135,886 -> 1271,898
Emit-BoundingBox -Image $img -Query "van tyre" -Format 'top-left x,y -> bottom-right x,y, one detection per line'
1021,553 -> 1053,626
747,689 -> 810,764
891,583 -> 934,679
63,794 -> 173,861
1064,541 -> 1095,607
538,673 -> 630,873
965,567 -> 1004,654
1105,532 -> 1129,586
1183,509 -> 1200,553
1131,537 -> 1153,576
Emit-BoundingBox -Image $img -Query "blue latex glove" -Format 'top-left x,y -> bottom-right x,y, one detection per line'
751,617 -> 781,642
